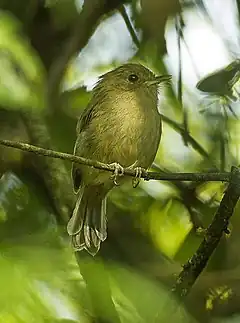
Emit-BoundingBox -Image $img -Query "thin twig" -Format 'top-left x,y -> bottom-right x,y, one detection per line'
182,35 -> 200,79
176,14 -> 189,147
160,114 -> 210,160
172,166 -> 240,297
175,15 -> 183,108
0,138 -> 231,182
119,4 -> 140,48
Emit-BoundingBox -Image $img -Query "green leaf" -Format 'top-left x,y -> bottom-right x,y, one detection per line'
196,59 -> 240,98
0,11 -> 46,111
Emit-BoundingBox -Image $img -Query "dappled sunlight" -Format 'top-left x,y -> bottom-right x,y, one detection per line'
146,199 -> 192,258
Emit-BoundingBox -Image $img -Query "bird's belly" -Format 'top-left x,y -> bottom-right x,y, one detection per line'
100,118 -> 161,168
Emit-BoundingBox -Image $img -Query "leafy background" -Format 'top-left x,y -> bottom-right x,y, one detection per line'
1,0 -> 240,322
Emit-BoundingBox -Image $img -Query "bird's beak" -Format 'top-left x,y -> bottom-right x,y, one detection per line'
146,75 -> 172,86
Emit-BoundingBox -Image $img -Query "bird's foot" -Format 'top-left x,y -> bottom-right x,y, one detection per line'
132,166 -> 146,188
109,162 -> 125,185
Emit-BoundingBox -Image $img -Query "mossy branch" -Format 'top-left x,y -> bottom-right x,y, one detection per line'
172,166 -> 240,297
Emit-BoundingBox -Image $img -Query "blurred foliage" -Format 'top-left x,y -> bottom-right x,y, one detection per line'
0,11 -> 46,111
1,0 -> 240,322
45,0 -> 81,34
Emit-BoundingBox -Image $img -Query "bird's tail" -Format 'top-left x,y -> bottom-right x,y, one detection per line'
67,186 -> 107,255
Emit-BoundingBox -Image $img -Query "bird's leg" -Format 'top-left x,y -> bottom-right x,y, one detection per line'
132,167 -> 143,188
126,161 -> 147,188
109,162 -> 125,186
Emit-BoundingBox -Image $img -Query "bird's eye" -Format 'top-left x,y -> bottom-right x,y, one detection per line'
128,74 -> 139,83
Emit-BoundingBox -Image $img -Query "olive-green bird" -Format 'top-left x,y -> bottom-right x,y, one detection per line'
67,63 -> 171,255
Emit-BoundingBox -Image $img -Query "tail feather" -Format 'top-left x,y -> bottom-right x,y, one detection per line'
67,186 -> 107,255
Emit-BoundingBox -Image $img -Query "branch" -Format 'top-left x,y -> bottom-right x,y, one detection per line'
0,138 -> 231,182
20,112 -> 73,223
172,166 -> 240,297
118,5 -> 140,48
160,114 -> 210,160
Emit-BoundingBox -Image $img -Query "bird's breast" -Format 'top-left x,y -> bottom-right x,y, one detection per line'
92,92 -> 161,168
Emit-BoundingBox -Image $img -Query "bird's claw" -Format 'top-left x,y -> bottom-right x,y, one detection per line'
109,162 -> 124,185
132,167 -> 145,188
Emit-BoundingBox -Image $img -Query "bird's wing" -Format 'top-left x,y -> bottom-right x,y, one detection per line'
76,100 -> 97,134
72,100 -> 98,192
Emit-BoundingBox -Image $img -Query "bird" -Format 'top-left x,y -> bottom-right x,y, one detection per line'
67,63 -> 171,255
